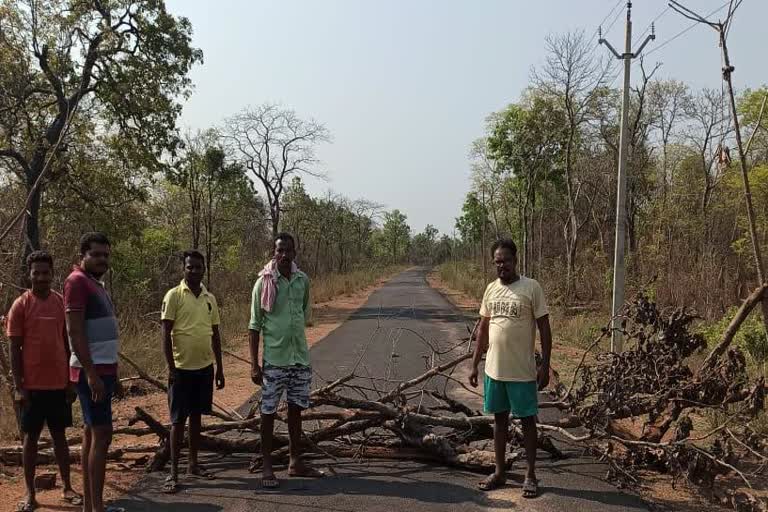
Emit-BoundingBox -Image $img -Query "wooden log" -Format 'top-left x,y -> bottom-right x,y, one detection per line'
699,284 -> 768,375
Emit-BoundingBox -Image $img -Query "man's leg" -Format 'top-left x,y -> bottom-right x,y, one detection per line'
170,421 -> 184,483
50,427 -> 78,499
286,367 -> 322,477
49,389 -> 79,502
478,374 -> 508,490
287,404 -> 302,469
187,413 -> 201,474
521,415 -> 538,481
494,412 -> 510,478
260,412 -> 276,483
187,365 -> 214,478
89,423 -> 112,512
81,425 -> 93,512
21,428 -> 42,509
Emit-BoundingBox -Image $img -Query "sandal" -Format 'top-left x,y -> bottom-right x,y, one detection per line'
162,475 -> 179,494
61,491 -> 83,506
477,473 -> 506,491
15,500 -> 36,512
288,465 -> 326,478
187,466 -> 216,480
522,477 -> 539,498
105,507 -> 126,512
261,475 -> 280,489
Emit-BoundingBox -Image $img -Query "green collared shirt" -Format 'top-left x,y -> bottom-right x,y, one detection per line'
249,271 -> 311,367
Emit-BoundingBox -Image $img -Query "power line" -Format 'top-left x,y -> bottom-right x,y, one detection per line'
603,5 -> 626,36
633,5 -> 670,47
592,0 -> 625,42
641,0 -> 731,59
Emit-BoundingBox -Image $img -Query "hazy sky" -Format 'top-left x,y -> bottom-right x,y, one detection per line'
164,0 -> 767,235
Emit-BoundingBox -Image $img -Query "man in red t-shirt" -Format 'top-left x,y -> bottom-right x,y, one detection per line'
6,251 -> 82,511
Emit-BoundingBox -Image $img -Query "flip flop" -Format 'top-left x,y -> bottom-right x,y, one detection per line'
162,475 -> 179,494
288,466 -> 326,478
261,475 -> 280,489
61,491 -> 83,505
105,506 -> 126,512
522,477 -> 539,499
478,473 -> 506,491
187,467 -> 216,480
15,500 -> 35,512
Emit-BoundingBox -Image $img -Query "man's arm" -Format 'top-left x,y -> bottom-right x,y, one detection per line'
249,329 -> 262,385
212,325 -> 225,389
67,310 -> 106,402
469,317 -> 490,387
9,336 -> 26,402
303,278 -> 312,325
249,279 -> 264,385
536,315 -> 553,390
162,319 -> 176,381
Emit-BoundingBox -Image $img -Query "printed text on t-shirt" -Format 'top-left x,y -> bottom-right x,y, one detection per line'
488,300 -> 520,318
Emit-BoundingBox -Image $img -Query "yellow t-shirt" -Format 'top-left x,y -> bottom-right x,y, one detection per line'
479,276 -> 548,382
161,281 -> 221,370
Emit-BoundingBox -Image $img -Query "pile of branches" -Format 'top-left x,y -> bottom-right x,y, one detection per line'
2,288 -> 767,511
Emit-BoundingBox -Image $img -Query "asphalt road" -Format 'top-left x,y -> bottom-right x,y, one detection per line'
113,268 -> 651,512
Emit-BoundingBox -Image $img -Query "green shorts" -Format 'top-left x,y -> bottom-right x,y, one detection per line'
483,375 -> 538,418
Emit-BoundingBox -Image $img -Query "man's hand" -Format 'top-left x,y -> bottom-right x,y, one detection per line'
13,388 -> 29,406
469,366 -> 479,388
87,372 -> 106,403
537,364 -> 550,391
215,368 -> 226,390
114,378 -> 125,399
251,365 -> 263,386
66,383 -> 77,405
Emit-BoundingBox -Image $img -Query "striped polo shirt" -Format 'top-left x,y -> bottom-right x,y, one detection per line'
64,266 -> 120,372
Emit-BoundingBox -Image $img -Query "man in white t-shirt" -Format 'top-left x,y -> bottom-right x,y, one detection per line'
469,238 -> 552,499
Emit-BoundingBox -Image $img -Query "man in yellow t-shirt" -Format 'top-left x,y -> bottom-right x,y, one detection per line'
469,239 -> 552,499
160,250 -> 225,493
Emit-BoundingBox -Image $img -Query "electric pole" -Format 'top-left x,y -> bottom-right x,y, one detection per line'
599,2 -> 655,352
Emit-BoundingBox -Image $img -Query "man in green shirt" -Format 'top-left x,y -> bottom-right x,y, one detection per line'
250,233 -> 322,489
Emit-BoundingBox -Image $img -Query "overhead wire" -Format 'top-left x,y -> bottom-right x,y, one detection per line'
640,0 -> 731,60
591,0 -> 626,42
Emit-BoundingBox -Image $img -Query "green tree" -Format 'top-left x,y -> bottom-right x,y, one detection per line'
0,0 -> 202,269
380,210 -> 411,264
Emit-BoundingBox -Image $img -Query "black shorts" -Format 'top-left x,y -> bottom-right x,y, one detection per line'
21,390 -> 73,435
168,365 -> 214,424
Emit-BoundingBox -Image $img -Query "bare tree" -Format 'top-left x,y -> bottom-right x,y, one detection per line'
533,30 -> 612,301
222,104 -> 330,237
648,80 -> 692,200
684,88 -> 731,214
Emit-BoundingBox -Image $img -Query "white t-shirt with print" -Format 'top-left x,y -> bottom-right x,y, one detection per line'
479,276 -> 549,382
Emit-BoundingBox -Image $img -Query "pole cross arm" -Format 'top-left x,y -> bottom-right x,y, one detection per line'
634,34 -> 656,58
598,38 -> 623,59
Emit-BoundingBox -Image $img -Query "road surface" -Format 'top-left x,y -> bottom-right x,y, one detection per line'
113,268 -> 650,512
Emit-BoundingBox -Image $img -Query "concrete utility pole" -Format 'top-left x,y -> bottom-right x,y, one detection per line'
599,2 -> 655,352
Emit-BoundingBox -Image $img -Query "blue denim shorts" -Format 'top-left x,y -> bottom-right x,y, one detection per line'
76,372 -> 117,427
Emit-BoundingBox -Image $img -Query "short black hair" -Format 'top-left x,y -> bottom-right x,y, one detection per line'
80,232 -> 110,255
491,239 -> 517,258
26,250 -> 53,270
182,249 -> 205,266
275,232 -> 295,249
